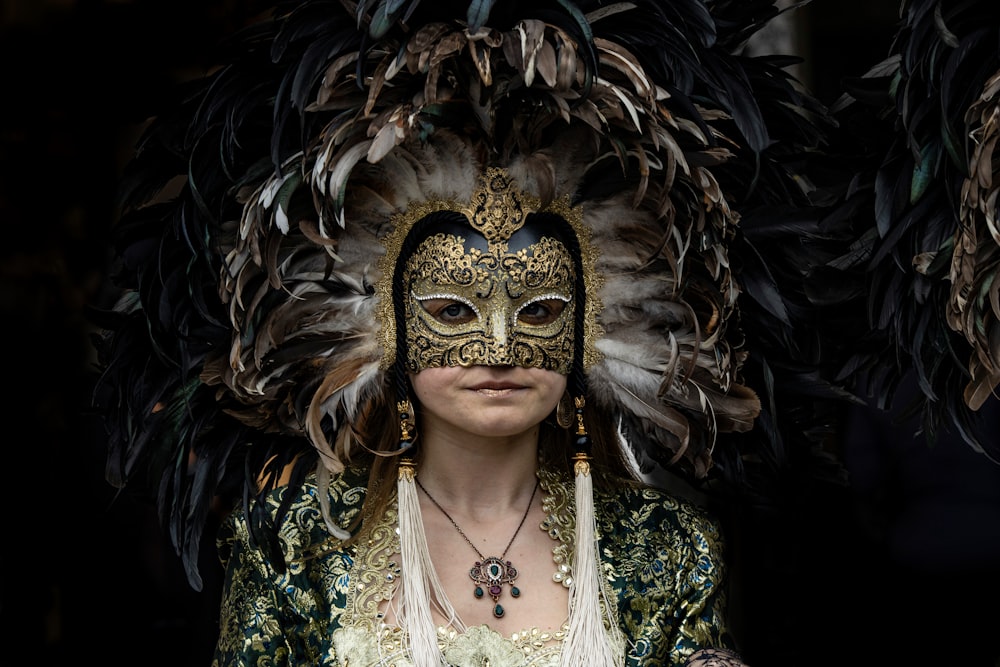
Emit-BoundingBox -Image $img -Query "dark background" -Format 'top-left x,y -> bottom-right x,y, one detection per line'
1,1 -> 998,665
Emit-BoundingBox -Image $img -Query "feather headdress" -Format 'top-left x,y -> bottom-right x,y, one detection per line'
824,0 -> 1000,458
93,0 -> 838,588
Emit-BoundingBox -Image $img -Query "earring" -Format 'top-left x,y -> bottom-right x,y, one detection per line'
398,399 -> 416,450
556,391 -> 574,429
572,395 -> 591,453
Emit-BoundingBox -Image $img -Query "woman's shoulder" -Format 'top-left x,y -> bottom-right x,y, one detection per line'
266,465 -> 368,519
595,477 -> 726,551
540,463 -> 723,547
218,465 -> 369,564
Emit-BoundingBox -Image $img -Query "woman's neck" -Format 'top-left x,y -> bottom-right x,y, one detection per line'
415,421 -> 541,516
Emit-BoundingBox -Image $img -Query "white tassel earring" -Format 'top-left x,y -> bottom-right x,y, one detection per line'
394,400 -> 450,666
561,396 -> 624,667
396,456 -> 445,665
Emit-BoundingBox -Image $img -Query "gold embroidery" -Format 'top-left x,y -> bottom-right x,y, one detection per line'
340,503 -> 401,632
538,466 -> 575,590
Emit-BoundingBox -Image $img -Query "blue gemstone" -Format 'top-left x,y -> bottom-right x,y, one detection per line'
511,586 -> 520,597
475,586 -> 484,598
494,604 -> 504,618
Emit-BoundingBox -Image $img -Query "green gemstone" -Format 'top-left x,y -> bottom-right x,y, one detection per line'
511,586 -> 520,598
494,604 -> 504,618
474,586 -> 484,598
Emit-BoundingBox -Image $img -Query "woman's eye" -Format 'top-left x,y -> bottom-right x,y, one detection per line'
518,299 -> 566,325
420,298 -> 476,324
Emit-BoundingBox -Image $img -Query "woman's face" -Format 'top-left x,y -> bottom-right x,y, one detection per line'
409,364 -> 566,440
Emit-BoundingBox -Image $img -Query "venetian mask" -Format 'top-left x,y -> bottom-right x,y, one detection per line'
402,217 -> 576,373
378,167 -> 602,375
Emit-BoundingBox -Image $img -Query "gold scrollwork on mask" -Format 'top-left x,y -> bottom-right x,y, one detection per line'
404,231 -> 576,373
377,167 -> 603,372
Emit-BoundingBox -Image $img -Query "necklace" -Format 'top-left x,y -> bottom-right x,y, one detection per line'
415,477 -> 539,619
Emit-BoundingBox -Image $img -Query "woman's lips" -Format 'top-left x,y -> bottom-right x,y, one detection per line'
469,382 -> 523,392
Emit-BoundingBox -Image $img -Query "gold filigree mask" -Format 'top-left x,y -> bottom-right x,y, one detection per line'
377,168 -> 603,375
404,226 -> 575,373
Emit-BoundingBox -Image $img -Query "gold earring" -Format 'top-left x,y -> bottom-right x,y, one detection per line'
398,399 -> 417,450
556,391 -> 574,429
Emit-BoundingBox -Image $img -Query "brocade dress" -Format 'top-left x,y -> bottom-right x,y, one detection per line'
212,464 -> 736,666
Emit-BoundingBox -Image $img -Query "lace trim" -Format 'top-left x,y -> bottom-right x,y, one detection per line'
339,503 -> 401,631
332,623 -> 569,666
538,465 -> 575,589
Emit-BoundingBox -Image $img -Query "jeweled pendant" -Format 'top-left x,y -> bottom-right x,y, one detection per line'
470,556 -> 519,605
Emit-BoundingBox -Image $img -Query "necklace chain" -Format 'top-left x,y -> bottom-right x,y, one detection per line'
415,477 -> 538,559
415,476 -> 539,619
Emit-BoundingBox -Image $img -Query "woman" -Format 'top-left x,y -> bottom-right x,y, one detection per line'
93,0 -> 827,664
210,166 -> 747,664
